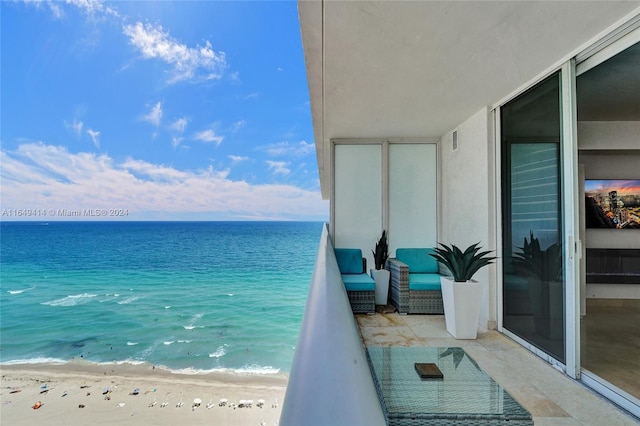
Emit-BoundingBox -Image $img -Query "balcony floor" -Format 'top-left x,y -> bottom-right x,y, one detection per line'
356,313 -> 638,425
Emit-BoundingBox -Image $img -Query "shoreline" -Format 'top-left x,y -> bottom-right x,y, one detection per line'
1,361 -> 286,425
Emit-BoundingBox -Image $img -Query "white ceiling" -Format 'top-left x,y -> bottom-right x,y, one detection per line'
298,1 -> 640,198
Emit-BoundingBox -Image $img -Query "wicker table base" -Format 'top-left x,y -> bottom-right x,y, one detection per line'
366,347 -> 533,426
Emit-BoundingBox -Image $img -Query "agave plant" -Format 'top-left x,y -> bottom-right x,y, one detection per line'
372,230 -> 389,270
430,242 -> 495,282
512,231 -> 562,282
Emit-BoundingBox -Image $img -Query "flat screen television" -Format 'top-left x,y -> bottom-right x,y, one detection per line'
585,179 -> 640,229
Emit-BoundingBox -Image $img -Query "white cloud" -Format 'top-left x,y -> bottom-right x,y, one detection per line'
229,71 -> 241,85
228,155 -> 248,164
262,141 -> 315,158
296,141 -> 315,156
20,0 -> 64,18
231,120 -> 246,133
86,129 -> 100,148
48,1 -> 64,18
266,160 -> 291,177
262,143 -> 288,157
22,0 -> 119,19
169,117 -> 188,133
123,22 -> 227,84
73,120 -> 84,136
171,136 -> 183,148
142,101 -> 163,126
68,0 -> 119,18
193,129 -> 223,145
0,142 -> 328,220
65,119 -> 84,137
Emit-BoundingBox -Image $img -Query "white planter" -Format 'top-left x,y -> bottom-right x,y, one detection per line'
440,277 -> 483,339
371,269 -> 390,305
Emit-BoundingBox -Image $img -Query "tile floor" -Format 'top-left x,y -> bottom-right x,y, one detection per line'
356,313 -> 639,425
582,300 -> 640,400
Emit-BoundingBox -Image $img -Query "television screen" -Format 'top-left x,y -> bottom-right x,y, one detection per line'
585,180 -> 640,229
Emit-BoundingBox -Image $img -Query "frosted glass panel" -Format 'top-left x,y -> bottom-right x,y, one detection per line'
389,144 -> 437,254
334,145 -> 382,260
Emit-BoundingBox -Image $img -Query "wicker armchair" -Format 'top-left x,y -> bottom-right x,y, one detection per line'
387,248 -> 444,314
334,248 -> 376,314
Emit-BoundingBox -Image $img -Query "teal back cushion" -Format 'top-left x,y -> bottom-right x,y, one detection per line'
334,248 -> 364,274
396,248 -> 437,273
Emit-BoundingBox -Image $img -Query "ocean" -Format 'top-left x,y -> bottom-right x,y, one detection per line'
0,221 -> 323,375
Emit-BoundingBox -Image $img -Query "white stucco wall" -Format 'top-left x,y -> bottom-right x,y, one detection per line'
578,121 -> 640,150
440,107 -> 495,331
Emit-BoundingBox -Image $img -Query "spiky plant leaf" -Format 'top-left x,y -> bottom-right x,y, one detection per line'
431,242 -> 495,282
512,231 -> 562,282
372,230 -> 389,270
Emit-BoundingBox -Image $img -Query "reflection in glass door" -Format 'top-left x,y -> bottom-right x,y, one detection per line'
501,73 -> 565,363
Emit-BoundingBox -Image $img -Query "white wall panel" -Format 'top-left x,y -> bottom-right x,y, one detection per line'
334,145 -> 382,266
388,144 -> 437,254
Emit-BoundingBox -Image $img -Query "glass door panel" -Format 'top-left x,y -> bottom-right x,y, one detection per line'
576,39 -> 640,415
501,73 -> 566,363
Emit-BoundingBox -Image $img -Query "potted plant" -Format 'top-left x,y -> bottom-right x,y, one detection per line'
371,230 -> 390,305
430,242 -> 495,339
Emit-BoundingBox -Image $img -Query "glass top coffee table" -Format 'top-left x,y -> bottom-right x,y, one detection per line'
366,346 -> 533,426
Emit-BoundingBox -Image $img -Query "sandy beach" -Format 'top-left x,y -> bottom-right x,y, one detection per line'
1,362 -> 286,426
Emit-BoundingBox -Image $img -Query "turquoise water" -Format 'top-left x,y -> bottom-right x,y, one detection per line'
0,221 -> 322,374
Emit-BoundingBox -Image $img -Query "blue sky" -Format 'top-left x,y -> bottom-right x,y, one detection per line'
584,180 -> 640,195
1,0 -> 328,221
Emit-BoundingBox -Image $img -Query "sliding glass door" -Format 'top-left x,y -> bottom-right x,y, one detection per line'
500,20 -> 639,416
500,72 -> 567,363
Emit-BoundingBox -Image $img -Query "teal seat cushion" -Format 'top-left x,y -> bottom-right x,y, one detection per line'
396,248 -> 438,273
341,273 -> 375,291
335,248 -> 364,274
408,273 -> 441,291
